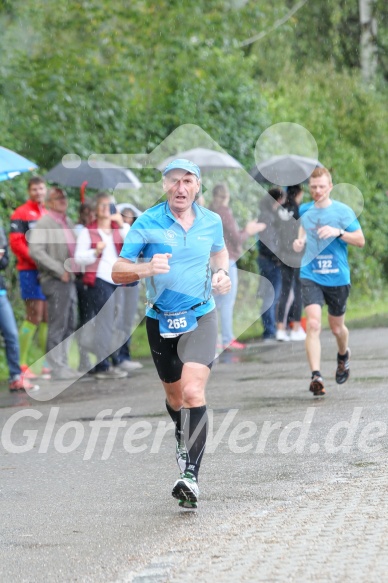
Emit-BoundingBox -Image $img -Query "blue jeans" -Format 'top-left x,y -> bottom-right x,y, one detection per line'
214,260 -> 238,345
0,293 -> 21,378
257,256 -> 282,338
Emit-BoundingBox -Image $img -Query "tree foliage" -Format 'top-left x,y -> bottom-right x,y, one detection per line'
1,0 -> 388,291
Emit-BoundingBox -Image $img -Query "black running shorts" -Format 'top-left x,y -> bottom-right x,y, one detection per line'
301,278 -> 350,317
146,308 -> 218,384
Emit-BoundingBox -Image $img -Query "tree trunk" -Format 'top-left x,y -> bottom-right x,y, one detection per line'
359,0 -> 378,83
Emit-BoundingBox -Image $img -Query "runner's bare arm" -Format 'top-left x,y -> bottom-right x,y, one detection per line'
210,248 -> 231,294
317,226 -> 365,247
112,254 -> 172,284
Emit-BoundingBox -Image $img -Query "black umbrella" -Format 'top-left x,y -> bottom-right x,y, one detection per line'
250,155 -> 323,186
44,160 -> 141,201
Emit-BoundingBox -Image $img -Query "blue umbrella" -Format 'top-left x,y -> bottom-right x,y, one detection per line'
0,146 -> 38,182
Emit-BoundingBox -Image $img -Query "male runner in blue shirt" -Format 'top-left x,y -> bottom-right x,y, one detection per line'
293,167 -> 365,396
112,159 -> 231,508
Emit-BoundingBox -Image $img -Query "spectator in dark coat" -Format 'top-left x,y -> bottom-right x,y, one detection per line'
276,184 -> 306,341
257,187 -> 285,341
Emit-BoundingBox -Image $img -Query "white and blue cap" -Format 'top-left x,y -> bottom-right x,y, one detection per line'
162,158 -> 201,179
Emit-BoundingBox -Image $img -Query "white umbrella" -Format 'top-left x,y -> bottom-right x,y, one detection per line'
157,148 -> 243,172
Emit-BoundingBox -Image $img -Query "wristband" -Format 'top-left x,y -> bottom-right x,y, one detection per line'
216,268 -> 229,277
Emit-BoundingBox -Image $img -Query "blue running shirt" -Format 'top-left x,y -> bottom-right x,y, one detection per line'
299,200 -> 361,286
120,202 -> 225,318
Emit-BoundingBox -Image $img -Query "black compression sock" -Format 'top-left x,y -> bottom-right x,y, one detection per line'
165,400 -> 181,441
180,405 -> 208,479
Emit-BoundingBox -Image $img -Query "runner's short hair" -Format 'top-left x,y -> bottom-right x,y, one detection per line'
309,167 -> 332,183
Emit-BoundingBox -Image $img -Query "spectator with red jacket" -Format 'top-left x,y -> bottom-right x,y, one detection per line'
9,176 -> 50,379
74,192 -> 129,380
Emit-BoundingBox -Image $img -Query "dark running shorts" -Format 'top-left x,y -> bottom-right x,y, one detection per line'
301,278 -> 350,317
19,270 -> 46,301
146,308 -> 218,384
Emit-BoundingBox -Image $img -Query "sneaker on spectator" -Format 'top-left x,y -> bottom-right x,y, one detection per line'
94,367 -> 128,380
118,360 -> 143,371
52,368 -> 80,381
224,339 -> 246,350
20,365 -> 38,380
9,375 -> 40,393
40,366 -> 52,380
276,329 -> 290,342
262,335 -> 276,344
289,328 -> 306,341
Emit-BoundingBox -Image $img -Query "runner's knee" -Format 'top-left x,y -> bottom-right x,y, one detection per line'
182,382 -> 206,407
307,317 -> 321,334
330,322 -> 345,337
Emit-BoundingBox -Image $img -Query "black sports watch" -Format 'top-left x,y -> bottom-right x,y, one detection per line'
337,229 -> 345,238
216,268 -> 230,277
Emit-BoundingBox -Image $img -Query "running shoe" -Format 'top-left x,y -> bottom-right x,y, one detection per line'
179,499 -> 198,510
175,439 -> 188,474
336,348 -> 351,384
172,471 -> 199,507
309,374 -> 325,396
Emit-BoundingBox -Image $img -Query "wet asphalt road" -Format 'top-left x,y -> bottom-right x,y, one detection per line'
0,327 -> 387,582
